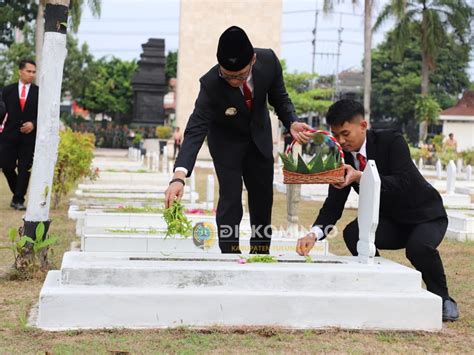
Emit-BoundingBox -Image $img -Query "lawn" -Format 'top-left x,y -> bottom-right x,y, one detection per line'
0,167 -> 472,353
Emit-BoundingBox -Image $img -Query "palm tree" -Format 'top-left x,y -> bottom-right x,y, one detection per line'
35,0 -> 101,74
324,0 -> 373,125
374,0 -> 472,141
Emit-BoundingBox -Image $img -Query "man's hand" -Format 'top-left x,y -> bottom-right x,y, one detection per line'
290,122 -> 313,144
332,164 -> 362,189
296,233 -> 317,256
164,171 -> 186,208
20,122 -> 34,134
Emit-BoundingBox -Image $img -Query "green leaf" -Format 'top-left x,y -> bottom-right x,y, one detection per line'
324,154 -> 336,171
279,152 -> 297,172
309,153 -> 325,173
22,236 -> 35,244
36,222 -> 45,241
8,228 -> 17,242
296,154 -> 310,174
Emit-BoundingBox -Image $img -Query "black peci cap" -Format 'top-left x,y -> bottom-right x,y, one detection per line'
217,26 -> 254,71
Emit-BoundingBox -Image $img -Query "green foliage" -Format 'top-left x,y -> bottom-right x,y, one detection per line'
132,133 -> 143,145
280,151 -> 341,174
438,148 -> 458,167
0,25 -> 34,87
415,95 -> 441,124
2,222 -> 58,276
431,134 -> 444,153
461,149 -> 474,166
156,126 -> 172,139
163,201 -> 193,238
281,61 -> 334,116
0,0 -> 37,46
165,50 -> 178,80
245,255 -> 277,263
371,24 -> 471,129
53,130 -> 97,208
409,146 -> 421,161
79,57 -> 137,119
62,34 -> 96,98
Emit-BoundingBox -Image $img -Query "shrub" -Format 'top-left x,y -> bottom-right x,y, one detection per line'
132,133 -> 143,145
409,146 -> 421,161
461,149 -> 474,166
156,126 -> 172,139
53,130 -> 97,208
437,148 -> 458,167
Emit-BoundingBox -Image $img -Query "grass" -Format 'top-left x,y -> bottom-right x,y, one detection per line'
0,166 -> 473,353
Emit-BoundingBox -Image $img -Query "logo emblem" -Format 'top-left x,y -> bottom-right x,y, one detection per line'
193,222 -> 216,249
225,107 -> 237,117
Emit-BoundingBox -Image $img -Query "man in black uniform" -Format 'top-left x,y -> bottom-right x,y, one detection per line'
165,26 -> 312,254
0,59 -> 38,210
296,99 -> 459,322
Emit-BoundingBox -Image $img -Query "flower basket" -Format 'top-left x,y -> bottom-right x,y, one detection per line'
280,130 -> 345,184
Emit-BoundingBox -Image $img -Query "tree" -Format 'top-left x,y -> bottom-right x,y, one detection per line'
374,0 -> 473,141
165,50 -> 178,80
0,26 -> 34,86
282,61 -> 333,117
35,0 -> 101,74
324,0 -> 373,124
0,0 -> 37,46
23,0 -> 70,270
79,57 -> 137,120
62,34 -> 95,98
371,25 -> 470,142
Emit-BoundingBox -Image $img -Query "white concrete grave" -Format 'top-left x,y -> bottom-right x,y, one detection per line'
446,210 -> 474,242
357,161 -> 380,264
441,160 -> 472,208
436,160 -> 442,180
36,160 -> 441,331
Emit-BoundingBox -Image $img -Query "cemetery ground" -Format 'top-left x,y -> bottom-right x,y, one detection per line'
0,168 -> 472,353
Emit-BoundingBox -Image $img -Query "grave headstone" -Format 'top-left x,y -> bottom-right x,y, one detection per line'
436,160 -> 442,180
467,165 -> 472,181
447,160 -> 456,195
206,175 -> 214,210
357,160 -> 380,264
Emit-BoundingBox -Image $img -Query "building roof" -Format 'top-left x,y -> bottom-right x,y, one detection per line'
441,91 -> 474,117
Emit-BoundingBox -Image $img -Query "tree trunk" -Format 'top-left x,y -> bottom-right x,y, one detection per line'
35,1 -> 45,80
24,0 -> 69,229
419,10 -> 430,142
363,0 -> 372,126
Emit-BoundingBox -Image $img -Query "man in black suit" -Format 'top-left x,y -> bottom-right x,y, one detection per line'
0,59 -> 38,210
296,99 -> 459,322
165,26 -> 312,254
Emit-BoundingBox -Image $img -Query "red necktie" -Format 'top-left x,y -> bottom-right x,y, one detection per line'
20,84 -> 27,111
242,81 -> 253,110
356,153 -> 367,171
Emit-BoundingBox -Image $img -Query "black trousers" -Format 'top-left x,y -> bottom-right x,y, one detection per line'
214,142 -> 274,254
343,216 -> 450,300
1,140 -> 35,204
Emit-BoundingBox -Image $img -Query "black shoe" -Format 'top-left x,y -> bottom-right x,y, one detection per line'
443,297 -> 459,322
10,202 -> 26,211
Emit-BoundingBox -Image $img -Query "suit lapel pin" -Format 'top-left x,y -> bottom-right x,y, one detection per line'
225,107 -> 237,117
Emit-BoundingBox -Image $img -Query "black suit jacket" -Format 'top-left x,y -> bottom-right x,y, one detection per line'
175,48 -> 298,176
0,82 -> 38,146
314,130 -> 447,238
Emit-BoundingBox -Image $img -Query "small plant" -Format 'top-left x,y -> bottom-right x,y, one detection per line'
245,255 -> 277,263
304,255 -> 313,263
163,201 -> 193,238
155,126 -> 172,139
132,133 -> 143,145
2,222 -> 58,278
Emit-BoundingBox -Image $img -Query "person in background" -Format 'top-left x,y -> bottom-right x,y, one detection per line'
0,59 -> 39,210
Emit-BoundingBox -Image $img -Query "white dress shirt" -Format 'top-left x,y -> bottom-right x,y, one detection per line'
175,74 -> 254,176
310,138 -> 367,241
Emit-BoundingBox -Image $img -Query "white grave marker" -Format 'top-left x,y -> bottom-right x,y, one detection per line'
357,160 -> 381,264
206,175 -> 215,210
447,160 -> 456,195
436,160 -> 442,180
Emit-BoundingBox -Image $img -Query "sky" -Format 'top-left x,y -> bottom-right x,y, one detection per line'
76,0 -> 474,79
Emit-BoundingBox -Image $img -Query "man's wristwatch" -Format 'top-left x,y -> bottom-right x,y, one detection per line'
169,178 -> 185,186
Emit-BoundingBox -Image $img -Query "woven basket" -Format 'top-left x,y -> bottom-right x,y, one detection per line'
282,130 -> 345,185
